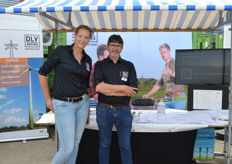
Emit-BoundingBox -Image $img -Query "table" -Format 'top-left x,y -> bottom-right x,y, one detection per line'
76,129 -> 197,164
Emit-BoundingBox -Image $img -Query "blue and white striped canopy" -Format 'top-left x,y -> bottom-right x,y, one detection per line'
0,0 -> 232,31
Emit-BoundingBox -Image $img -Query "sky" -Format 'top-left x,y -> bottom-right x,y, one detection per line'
0,58 -> 45,128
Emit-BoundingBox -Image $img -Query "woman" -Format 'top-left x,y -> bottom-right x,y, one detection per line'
38,25 -> 92,164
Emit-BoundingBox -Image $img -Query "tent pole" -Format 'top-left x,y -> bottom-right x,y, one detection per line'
227,23 -> 232,164
39,12 -> 75,29
55,21 -> 58,48
54,21 -> 59,152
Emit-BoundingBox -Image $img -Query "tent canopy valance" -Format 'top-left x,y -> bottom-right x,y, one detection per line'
0,0 -> 232,32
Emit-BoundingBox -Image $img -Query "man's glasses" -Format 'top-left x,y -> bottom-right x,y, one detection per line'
109,44 -> 122,48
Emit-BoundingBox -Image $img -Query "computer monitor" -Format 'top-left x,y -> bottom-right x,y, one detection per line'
175,49 -> 231,85
187,85 -> 229,111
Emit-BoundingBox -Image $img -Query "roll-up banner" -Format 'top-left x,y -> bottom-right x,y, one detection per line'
0,15 -> 48,142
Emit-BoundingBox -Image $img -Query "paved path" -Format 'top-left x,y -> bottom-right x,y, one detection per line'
0,138 -> 55,164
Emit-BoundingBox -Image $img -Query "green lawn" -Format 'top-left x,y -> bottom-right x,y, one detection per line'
132,83 -> 188,100
132,89 -> 166,99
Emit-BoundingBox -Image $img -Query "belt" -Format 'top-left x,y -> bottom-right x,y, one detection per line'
98,102 -> 126,109
167,91 -> 183,97
54,94 -> 86,103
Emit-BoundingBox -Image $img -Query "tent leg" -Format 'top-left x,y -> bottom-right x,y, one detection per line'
54,21 -> 59,152
55,21 -> 58,48
226,23 -> 232,164
224,127 -> 228,154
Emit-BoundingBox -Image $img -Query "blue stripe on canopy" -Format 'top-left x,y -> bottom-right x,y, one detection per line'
151,5 -> 160,10
207,5 -> 216,10
133,5 -> 142,10
98,6 -> 107,11
225,5 -> 232,10
13,8 -> 22,13
169,5 -> 178,10
46,7 -> 56,12
80,6 -> 89,11
63,7 -> 72,12
186,5 -> 195,10
30,7 -> 39,12
0,8 -> 5,13
115,6 -> 124,11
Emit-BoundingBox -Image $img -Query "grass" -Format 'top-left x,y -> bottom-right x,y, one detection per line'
132,89 -> 166,99
132,82 -> 188,100
133,83 -> 188,110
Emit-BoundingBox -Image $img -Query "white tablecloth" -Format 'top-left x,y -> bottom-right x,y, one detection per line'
36,108 -> 229,133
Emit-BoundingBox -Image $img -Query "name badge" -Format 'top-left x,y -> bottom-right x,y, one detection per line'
85,63 -> 90,72
121,71 -> 128,81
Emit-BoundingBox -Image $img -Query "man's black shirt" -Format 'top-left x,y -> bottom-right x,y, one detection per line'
39,45 -> 92,98
94,57 -> 138,106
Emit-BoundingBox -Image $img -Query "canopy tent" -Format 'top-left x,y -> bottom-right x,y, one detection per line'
1,0 -> 232,163
0,0 -> 232,32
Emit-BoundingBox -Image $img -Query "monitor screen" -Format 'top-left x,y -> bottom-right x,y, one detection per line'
187,85 -> 229,111
175,49 -> 231,85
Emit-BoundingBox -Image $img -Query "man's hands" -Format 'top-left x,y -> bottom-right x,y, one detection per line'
121,85 -> 138,97
142,84 -> 160,99
142,94 -> 150,98
163,68 -> 173,76
163,66 -> 175,77
96,82 -> 138,97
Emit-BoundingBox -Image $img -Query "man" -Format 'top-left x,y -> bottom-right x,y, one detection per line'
89,44 -> 109,99
143,43 -> 186,110
94,34 -> 138,164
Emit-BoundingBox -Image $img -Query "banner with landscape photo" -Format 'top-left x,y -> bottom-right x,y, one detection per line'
67,31 -> 192,99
